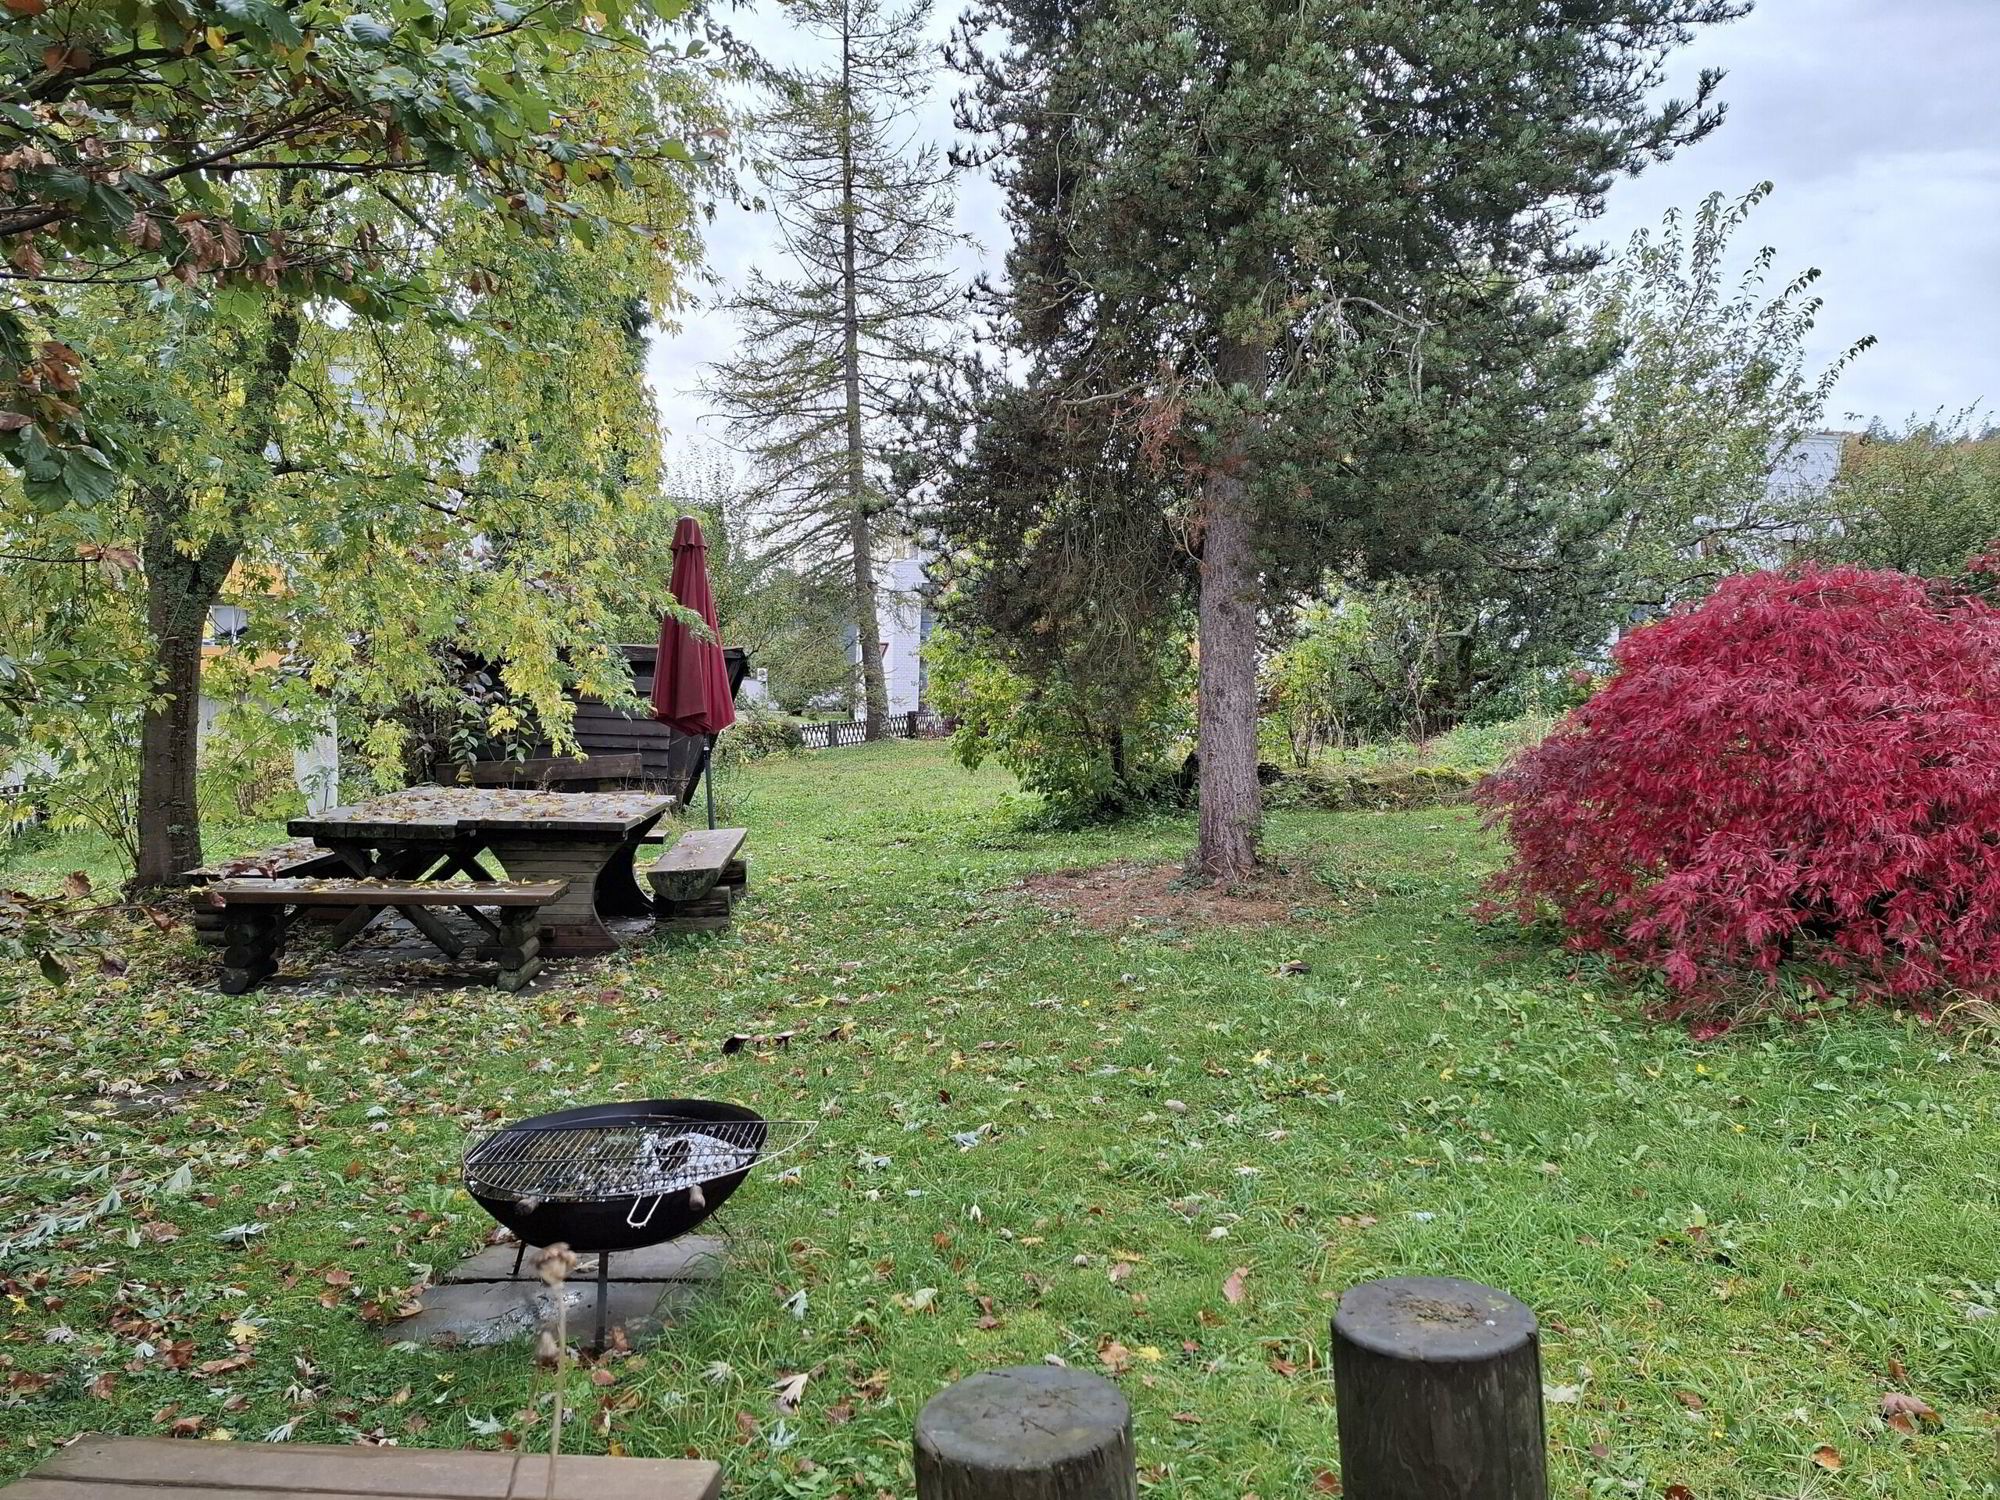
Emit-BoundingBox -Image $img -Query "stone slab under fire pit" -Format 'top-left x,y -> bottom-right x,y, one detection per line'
388,1237 -> 725,1349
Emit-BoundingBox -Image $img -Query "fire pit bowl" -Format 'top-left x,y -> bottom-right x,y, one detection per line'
463,1098 -> 801,1253
461,1098 -> 811,1349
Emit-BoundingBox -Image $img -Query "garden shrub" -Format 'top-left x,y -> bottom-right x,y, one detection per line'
731,709 -> 806,760
928,627 -> 1193,825
1478,560 -> 2000,1023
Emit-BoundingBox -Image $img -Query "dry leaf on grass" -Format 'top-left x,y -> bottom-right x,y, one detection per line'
1222,1266 -> 1249,1305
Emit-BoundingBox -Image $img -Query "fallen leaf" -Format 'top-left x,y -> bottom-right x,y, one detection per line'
1664,1486 -> 1694,1500
1098,1337 -> 1133,1375
1879,1391 -> 1938,1434
773,1371 -> 810,1414
1309,1473 -> 1341,1494
1811,1445 -> 1842,1471
1222,1267 -> 1249,1306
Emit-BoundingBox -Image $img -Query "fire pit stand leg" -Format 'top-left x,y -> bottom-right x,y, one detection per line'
511,1242 -> 527,1280
594,1254 -> 611,1351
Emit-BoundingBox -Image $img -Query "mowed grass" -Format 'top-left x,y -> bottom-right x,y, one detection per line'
0,740 -> 1994,1497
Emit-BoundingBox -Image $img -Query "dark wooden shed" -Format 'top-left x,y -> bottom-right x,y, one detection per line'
438,644 -> 748,797
567,643 -> 749,787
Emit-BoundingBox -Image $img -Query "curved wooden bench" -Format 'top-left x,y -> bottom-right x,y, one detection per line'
207,878 -> 568,994
648,828 -> 748,933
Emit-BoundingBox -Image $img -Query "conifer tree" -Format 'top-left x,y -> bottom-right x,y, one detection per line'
708,0 -> 962,737
948,0 -> 1745,879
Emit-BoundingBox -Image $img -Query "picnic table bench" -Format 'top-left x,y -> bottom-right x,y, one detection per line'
181,839 -> 350,947
208,877 -> 566,994
0,1435 -> 720,1499
648,827 -> 748,934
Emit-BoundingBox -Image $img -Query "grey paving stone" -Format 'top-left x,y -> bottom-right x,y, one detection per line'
387,1276 -> 701,1349
446,1237 -> 726,1285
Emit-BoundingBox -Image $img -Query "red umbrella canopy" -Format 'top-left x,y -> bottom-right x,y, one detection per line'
652,517 -> 738,736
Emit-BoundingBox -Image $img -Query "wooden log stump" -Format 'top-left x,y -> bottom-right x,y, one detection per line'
1331,1276 -> 1546,1500
915,1364 -> 1136,1500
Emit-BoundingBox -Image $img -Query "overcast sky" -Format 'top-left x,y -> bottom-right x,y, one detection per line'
645,0 -> 2000,449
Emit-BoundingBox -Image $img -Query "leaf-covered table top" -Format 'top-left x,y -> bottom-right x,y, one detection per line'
290,787 -> 674,842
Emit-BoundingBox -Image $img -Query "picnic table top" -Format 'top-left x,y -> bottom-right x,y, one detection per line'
291,787 -> 674,842
1,1435 -> 720,1499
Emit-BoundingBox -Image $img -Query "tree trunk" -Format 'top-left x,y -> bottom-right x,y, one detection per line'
131,302 -> 303,891
838,0 -> 890,741
1190,337 -> 1265,883
133,524 -> 234,889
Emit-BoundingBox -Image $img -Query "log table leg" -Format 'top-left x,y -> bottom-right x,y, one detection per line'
594,819 -> 664,918
481,835 -> 624,956
493,909 -> 545,993
1331,1276 -> 1547,1500
218,907 -> 286,995
915,1365 -> 1137,1500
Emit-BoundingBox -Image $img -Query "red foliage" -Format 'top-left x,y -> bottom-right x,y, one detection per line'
1478,562 -> 2000,1021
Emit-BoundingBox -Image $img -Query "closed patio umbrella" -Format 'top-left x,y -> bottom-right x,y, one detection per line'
652,516 -> 736,826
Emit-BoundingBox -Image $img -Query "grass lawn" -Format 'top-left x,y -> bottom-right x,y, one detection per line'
1,740 -> 1995,1497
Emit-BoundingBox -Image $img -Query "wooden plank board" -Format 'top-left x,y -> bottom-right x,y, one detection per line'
211,878 -> 568,909
4,1436 -> 720,1500
648,828 -> 747,903
182,840 -> 348,886
455,755 -> 645,787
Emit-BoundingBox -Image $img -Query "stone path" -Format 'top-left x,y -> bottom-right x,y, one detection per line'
390,1238 -> 726,1349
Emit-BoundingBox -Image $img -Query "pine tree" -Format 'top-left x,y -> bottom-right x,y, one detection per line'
708,0 -> 962,738
948,0 -> 1745,880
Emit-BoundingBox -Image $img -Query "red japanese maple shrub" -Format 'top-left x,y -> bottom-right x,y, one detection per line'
1477,561 -> 2000,1023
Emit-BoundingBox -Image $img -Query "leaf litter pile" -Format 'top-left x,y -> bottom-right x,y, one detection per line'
1013,861 -> 1326,933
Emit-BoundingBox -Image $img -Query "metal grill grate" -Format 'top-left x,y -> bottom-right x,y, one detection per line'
463,1114 -> 813,1205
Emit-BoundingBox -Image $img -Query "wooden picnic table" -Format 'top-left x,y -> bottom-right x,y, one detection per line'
290,787 -> 674,958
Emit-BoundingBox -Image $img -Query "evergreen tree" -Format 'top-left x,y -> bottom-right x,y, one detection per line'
708,0 -> 962,737
947,0 -> 1745,879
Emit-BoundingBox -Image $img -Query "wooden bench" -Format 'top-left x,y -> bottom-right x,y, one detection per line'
207,878 -> 568,994
0,1434 -> 720,1499
648,827 -> 748,933
450,753 -> 648,792
181,840 -> 350,947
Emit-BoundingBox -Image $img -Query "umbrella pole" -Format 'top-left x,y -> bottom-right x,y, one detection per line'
703,736 -> 717,830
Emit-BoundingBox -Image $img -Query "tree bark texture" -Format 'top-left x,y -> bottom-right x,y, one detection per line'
838,0 -> 891,740
132,303 -> 303,890
1331,1276 -> 1548,1500
914,1365 -> 1137,1500
1191,335 -> 1266,883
